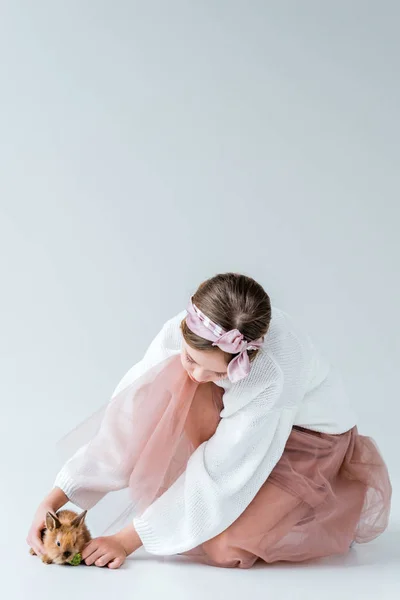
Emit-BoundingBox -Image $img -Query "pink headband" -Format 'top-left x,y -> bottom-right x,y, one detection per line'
185,297 -> 264,383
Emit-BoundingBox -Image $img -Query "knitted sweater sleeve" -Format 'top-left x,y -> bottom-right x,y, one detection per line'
133,362 -> 299,555
53,312 -> 185,507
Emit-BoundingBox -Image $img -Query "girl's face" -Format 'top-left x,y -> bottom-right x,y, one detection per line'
181,341 -> 229,383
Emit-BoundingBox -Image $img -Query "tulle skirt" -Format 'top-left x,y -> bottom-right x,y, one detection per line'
59,355 -> 392,568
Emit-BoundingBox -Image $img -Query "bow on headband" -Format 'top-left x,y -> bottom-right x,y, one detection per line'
185,298 -> 264,383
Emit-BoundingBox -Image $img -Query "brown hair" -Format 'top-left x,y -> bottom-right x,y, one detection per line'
181,273 -> 271,365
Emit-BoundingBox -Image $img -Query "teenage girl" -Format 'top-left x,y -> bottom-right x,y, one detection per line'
27,273 -> 391,569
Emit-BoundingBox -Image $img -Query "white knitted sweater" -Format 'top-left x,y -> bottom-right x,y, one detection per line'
55,307 -> 357,555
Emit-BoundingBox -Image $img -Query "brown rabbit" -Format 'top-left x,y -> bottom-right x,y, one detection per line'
30,509 -> 91,565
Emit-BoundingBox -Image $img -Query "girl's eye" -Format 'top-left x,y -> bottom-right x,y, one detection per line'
186,353 -> 226,378
56,541 -> 61,547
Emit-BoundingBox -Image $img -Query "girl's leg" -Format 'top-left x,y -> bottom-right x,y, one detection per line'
184,402 -> 377,568
201,481 -> 304,568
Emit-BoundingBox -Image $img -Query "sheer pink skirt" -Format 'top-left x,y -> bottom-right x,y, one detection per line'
61,355 -> 392,568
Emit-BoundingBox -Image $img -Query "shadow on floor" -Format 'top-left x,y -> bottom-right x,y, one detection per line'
128,528 -> 400,571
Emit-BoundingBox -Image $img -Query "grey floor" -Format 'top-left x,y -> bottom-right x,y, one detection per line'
2,497 -> 399,600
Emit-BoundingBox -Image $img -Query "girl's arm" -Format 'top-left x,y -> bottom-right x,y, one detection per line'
43,487 -> 70,510
28,311 -> 185,557
54,312 -> 185,511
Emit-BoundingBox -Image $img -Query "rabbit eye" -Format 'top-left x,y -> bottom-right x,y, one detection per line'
56,541 -> 61,547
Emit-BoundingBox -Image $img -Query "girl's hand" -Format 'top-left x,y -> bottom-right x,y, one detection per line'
82,536 -> 127,569
83,524 -> 142,569
26,503 -> 54,556
27,488 -> 68,556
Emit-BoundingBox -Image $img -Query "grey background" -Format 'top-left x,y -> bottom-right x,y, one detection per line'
1,2 -> 399,598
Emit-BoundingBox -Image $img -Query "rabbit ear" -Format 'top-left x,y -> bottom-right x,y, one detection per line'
71,510 -> 87,528
46,512 -> 61,531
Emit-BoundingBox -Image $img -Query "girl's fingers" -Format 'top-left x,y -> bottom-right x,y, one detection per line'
94,553 -> 113,567
35,535 -> 45,554
27,535 -> 44,556
84,548 -> 105,566
108,556 -> 125,569
29,542 -> 42,556
82,540 -> 98,560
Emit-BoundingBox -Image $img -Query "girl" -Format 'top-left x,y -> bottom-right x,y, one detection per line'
27,273 -> 391,569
